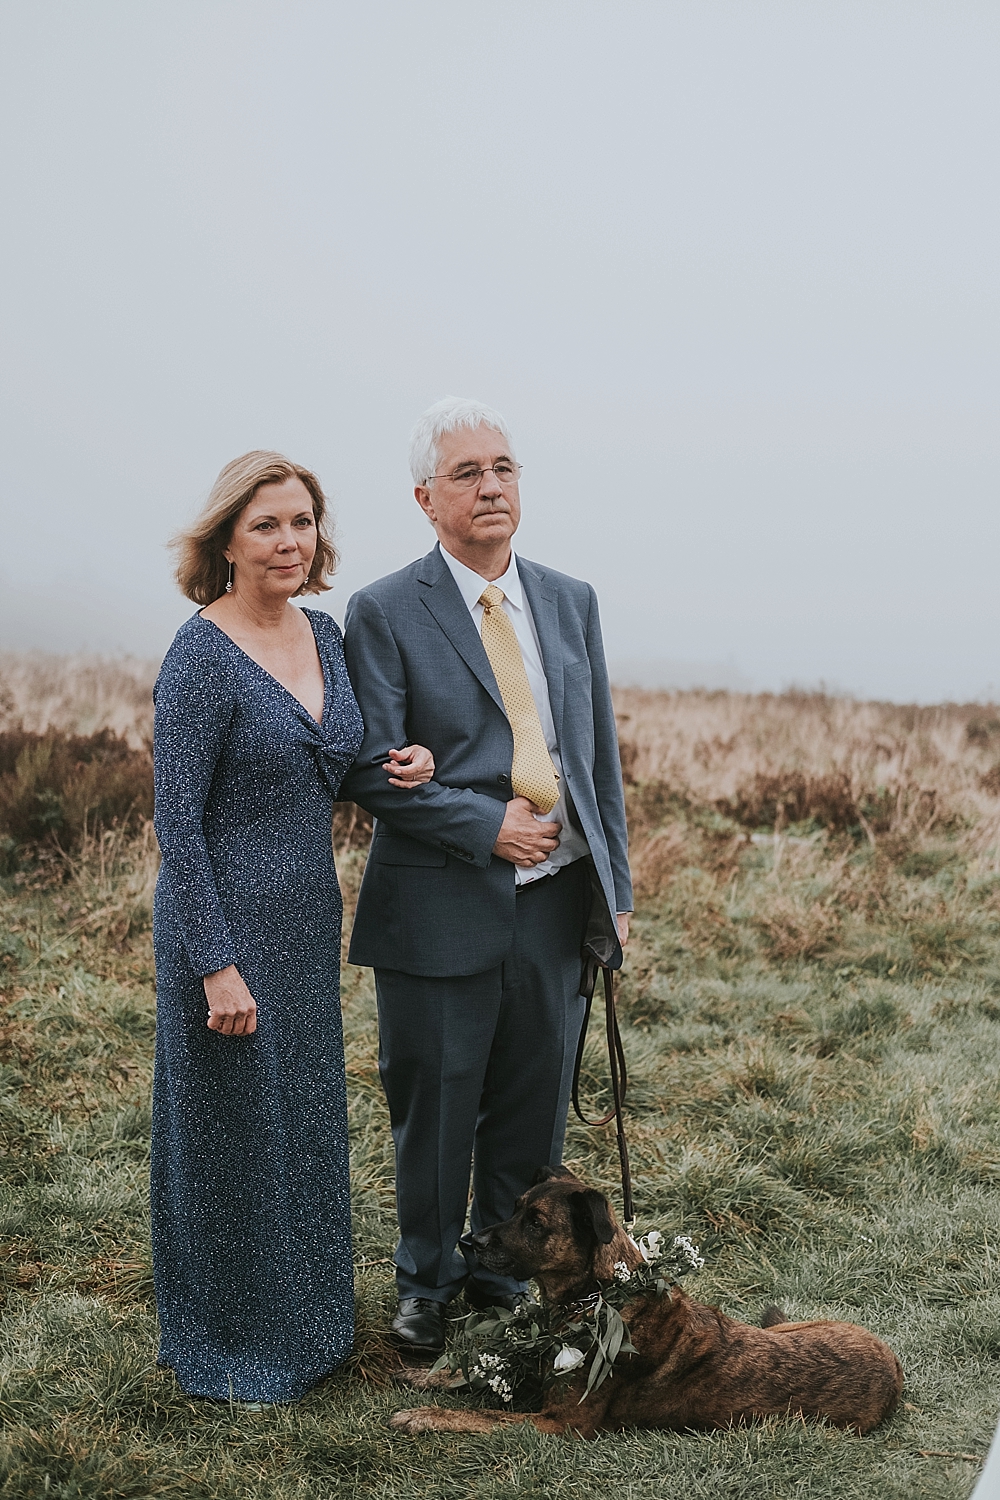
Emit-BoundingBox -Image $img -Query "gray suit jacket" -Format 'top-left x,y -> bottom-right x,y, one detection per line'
340,544 -> 632,978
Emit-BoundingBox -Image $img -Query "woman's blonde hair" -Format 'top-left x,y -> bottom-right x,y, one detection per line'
172,451 -> 338,605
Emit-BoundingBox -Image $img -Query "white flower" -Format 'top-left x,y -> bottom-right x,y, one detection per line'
638,1230 -> 663,1263
553,1345 -> 586,1372
613,1261 -> 632,1282
471,1353 -> 507,1377
671,1235 -> 705,1271
487,1374 -> 513,1402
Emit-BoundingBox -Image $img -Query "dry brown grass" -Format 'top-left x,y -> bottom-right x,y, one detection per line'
7,654 -> 998,847
0,652 -> 157,747
600,689 -> 1000,1016
615,686 -> 1000,856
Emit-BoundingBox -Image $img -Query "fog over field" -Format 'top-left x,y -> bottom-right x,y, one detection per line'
1,3 -> 998,701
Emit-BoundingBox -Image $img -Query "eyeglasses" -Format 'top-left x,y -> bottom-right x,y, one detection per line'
427,462 -> 523,489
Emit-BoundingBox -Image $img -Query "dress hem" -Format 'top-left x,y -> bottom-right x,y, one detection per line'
156,1355 -> 350,1405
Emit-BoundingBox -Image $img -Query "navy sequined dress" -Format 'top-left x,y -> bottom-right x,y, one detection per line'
151,608 -> 363,1402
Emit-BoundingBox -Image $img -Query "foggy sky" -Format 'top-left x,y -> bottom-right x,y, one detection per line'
1,2 -> 998,701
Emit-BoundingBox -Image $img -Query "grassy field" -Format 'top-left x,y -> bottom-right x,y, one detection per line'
1,663 -> 999,1497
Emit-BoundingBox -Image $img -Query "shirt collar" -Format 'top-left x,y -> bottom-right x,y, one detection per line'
439,543 -> 524,613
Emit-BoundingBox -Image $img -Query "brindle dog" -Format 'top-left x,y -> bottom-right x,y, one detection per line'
391,1166 -> 903,1439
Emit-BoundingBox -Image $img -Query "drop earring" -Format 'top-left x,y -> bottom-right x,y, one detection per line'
225,560 -> 234,594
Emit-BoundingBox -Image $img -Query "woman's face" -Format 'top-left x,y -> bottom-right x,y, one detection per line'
225,476 -> 319,601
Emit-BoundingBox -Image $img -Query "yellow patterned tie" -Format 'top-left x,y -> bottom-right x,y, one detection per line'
479,584 -> 560,814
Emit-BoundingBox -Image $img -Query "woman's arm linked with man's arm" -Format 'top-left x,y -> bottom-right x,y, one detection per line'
154,643 -> 434,1037
339,588 -> 557,868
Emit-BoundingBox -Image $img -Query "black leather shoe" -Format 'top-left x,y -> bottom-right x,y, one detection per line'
464,1283 -> 538,1315
390,1298 -> 447,1355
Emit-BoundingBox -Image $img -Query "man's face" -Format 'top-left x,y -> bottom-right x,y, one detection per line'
414,424 -> 521,558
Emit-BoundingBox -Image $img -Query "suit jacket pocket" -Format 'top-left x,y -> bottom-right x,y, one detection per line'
372,831 -> 448,867
563,658 -> 593,705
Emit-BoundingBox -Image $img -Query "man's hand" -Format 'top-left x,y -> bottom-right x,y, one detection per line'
204,965 -> 258,1036
383,744 -> 435,787
492,796 -> 561,867
616,914 -> 630,946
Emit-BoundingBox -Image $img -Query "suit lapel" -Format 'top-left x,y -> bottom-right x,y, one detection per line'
417,548 -> 506,715
517,557 -> 564,738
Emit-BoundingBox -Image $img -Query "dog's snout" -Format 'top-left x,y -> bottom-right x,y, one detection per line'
470,1221 -> 520,1275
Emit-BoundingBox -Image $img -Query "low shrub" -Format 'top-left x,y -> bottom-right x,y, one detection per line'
721,771 -> 858,833
0,730 -> 153,855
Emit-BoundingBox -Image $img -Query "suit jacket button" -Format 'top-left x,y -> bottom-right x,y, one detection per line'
497,774 -> 509,785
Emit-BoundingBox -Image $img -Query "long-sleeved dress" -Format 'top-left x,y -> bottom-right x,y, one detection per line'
151,608 -> 363,1402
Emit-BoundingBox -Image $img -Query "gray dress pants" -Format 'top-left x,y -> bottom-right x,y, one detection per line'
374,858 -> 590,1303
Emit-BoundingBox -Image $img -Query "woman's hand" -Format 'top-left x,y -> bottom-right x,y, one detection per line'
383,744 -> 435,788
204,965 -> 257,1036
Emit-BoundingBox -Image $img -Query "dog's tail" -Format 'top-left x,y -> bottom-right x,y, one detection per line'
761,1305 -> 788,1328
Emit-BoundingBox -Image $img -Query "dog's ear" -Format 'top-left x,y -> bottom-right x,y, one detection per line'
532,1164 -> 574,1185
569,1188 -> 617,1245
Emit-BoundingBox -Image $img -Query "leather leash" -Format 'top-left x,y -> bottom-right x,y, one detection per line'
572,955 -> 635,1231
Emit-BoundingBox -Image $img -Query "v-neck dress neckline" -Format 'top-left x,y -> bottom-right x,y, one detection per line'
196,608 -> 330,727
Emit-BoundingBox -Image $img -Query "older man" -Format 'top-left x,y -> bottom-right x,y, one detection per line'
340,396 -> 632,1354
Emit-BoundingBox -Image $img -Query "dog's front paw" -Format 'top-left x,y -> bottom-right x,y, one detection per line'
390,1406 -> 446,1433
389,1405 -> 504,1435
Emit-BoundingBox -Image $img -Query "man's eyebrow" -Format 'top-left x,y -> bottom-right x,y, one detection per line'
453,453 -> 514,466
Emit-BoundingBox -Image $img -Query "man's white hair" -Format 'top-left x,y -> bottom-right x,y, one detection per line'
409,396 -> 515,485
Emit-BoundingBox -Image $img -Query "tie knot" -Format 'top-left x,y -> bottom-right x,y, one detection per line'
479,584 -> 505,611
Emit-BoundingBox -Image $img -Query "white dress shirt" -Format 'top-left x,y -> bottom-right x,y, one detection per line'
439,545 -> 591,886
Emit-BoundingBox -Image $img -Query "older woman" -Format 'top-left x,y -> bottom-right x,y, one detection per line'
152,451 -> 432,1403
